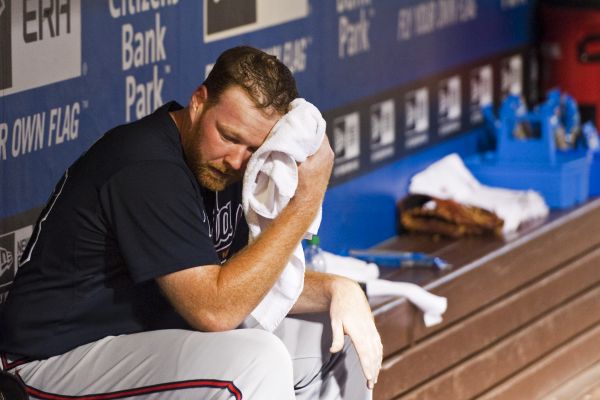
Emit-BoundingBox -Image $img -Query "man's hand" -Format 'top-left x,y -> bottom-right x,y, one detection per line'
329,277 -> 383,390
294,135 -> 334,215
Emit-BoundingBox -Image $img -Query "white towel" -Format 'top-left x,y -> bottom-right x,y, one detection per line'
322,251 -> 380,282
322,251 -> 448,327
243,98 -> 326,331
409,153 -> 549,234
366,280 -> 448,327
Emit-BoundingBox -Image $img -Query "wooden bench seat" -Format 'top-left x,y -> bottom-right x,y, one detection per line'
370,198 -> 600,400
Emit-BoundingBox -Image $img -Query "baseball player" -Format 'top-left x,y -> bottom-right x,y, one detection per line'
0,46 -> 382,399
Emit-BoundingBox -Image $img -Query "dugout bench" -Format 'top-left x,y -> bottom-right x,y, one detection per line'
371,197 -> 600,400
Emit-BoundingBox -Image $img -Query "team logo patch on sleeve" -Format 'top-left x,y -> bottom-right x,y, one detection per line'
0,226 -> 33,303
0,233 -> 16,300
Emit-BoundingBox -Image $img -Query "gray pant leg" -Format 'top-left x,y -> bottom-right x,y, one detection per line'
275,314 -> 373,400
15,329 -> 295,400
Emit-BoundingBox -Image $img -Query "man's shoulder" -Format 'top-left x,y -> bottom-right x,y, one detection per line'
91,102 -> 183,165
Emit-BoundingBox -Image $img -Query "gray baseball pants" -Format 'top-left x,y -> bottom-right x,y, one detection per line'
4,314 -> 372,399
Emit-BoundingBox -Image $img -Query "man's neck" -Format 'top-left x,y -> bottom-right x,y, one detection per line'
169,108 -> 188,142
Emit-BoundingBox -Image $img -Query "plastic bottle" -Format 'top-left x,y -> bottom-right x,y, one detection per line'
304,235 -> 327,273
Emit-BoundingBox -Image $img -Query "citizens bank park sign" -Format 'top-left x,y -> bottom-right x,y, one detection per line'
0,0 -> 536,298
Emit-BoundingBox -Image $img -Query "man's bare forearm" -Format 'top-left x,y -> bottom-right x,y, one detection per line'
158,137 -> 334,331
212,195 -> 323,325
289,270 -> 334,314
157,194 -> 322,331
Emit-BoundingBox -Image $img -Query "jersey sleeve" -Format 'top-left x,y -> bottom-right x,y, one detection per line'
99,161 -> 219,283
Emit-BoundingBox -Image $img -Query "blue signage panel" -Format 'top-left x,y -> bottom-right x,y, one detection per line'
0,0 -> 536,298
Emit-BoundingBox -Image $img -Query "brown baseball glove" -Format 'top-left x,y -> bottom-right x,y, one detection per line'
398,194 -> 504,238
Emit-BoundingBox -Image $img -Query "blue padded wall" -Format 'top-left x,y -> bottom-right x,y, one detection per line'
0,1 -> 537,297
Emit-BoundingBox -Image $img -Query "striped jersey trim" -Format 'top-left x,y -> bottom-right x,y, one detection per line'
0,353 -> 32,371
19,376 -> 242,400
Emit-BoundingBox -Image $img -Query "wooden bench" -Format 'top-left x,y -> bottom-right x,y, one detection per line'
371,198 -> 600,400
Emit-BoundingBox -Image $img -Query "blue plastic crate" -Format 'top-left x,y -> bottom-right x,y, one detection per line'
471,93 -> 592,209
494,108 -> 557,164
466,150 -> 590,209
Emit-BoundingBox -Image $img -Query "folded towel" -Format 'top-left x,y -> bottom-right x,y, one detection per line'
366,279 -> 448,327
322,251 -> 380,282
243,98 -> 326,331
409,153 -> 549,234
322,251 -> 448,327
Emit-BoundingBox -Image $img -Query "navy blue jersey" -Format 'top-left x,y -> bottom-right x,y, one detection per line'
0,102 -> 248,359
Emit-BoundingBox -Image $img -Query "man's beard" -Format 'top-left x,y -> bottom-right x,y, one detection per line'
196,161 -> 241,191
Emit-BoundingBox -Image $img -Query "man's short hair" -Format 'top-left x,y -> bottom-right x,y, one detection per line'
203,46 -> 299,115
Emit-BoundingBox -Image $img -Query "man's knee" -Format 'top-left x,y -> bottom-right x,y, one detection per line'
240,329 -> 294,373
180,329 -> 293,378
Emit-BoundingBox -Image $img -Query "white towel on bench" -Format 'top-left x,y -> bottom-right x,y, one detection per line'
366,279 -> 448,327
409,153 -> 549,234
322,251 -> 448,327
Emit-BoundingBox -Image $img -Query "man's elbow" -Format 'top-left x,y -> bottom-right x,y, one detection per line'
191,310 -> 244,332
